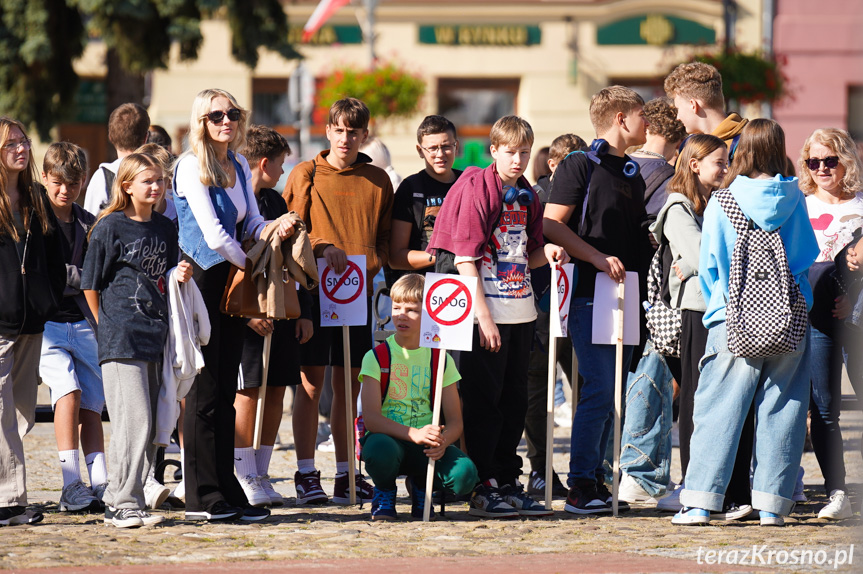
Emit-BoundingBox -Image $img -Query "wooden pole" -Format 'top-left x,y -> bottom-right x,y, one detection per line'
544,327 -> 558,510
612,280 -> 625,517
252,332 -> 272,449
423,350 -> 447,521
342,326 -> 356,505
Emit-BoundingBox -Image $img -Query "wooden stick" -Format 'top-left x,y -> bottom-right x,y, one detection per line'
252,332 -> 272,450
342,325 -> 356,505
545,324 -> 558,510
423,349 -> 447,522
612,280 -> 625,517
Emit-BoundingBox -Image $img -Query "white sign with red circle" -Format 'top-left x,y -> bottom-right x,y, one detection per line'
550,263 -> 575,338
317,255 -> 367,326
420,273 -> 477,351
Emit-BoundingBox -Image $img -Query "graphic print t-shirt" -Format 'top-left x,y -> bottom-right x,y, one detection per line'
358,335 -> 460,429
806,193 -> 863,262
466,202 -> 537,324
81,211 -> 178,363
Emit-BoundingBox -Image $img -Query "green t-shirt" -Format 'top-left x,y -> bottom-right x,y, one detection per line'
359,335 -> 460,429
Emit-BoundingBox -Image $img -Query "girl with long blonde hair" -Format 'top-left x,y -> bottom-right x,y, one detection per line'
82,153 -> 192,528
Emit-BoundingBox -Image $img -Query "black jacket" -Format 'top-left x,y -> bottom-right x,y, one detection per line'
0,187 -> 66,335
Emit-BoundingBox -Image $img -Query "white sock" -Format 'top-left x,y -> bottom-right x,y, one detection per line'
234,447 -> 257,477
255,445 -> 274,477
335,461 -> 357,476
85,451 -> 108,487
297,458 -> 317,475
59,450 -> 80,487
180,448 -> 185,476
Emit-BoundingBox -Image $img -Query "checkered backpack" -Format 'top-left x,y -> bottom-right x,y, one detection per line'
645,238 -> 687,358
714,189 -> 807,358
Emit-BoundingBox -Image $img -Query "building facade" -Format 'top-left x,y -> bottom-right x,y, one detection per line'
67,0 -> 768,181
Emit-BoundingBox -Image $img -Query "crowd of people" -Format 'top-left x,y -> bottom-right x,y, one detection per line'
0,61 -> 860,529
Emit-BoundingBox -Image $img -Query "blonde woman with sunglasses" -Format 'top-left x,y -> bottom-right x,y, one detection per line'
173,89 -> 292,523
797,128 -> 863,521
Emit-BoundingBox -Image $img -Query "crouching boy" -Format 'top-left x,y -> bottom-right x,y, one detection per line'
359,274 -> 478,520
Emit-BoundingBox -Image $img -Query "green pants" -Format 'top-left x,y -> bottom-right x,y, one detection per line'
361,433 -> 478,494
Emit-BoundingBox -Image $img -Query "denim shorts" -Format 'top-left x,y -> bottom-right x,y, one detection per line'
39,320 -> 105,413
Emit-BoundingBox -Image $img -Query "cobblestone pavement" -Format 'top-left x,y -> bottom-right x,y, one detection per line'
1,389 -> 860,573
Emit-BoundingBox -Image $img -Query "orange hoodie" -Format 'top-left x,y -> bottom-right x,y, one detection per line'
283,150 -> 393,293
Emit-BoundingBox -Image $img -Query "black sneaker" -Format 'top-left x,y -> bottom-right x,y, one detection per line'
185,500 -> 244,522
564,483 -> 611,515
0,505 -> 44,526
596,479 -> 631,512
500,482 -> 554,516
526,470 -> 569,498
238,505 -> 271,522
104,506 -> 143,528
468,483 -> 519,518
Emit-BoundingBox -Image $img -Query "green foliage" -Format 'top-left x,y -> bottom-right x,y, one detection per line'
0,0 -> 299,137
317,62 -> 425,125
0,0 -> 85,139
692,50 -> 788,105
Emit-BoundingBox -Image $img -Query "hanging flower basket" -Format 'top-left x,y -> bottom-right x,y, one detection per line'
691,50 -> 789,105
316,62 -> 425,125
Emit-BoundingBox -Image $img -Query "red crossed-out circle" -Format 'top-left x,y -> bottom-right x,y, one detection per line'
425,278 -> 472,326
557,265 -> 570,312
321,260 -> 364,304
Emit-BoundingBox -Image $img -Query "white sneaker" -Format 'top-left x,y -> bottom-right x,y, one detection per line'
618,473 -> 659,504
792,466 -> 807,502
171,480 -> 185,501
818,490 -> 853,520
657,482 -> 683,512
143,476 -> 170,510
238,474 -> 270,507
316,434 -> 335,453
259,475 -> 284,507
554,402 -> 573,428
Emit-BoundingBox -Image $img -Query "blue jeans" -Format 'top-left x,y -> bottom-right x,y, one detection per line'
809,326 -> 846,494
681,322 -> 810,515
567,297 -> 634,485
39,320 -> 105,413
619,340 -> 673,497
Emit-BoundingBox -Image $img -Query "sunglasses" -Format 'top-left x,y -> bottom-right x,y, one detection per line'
203,108 -> 241,124
806,156 -> 840,171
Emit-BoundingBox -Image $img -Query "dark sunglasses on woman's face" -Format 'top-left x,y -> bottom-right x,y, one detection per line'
204,108 -> 241,124
806,156 -> 840,171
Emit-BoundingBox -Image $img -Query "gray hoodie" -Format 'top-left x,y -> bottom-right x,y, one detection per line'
650,193 -> 706,312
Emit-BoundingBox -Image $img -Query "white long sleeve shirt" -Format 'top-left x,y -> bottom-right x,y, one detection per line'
174,153 -> 265,267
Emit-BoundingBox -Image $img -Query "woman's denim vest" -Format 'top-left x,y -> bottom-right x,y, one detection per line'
175,151 -> 249,270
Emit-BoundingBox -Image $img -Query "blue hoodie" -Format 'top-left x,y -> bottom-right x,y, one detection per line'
699,175 -> 819,329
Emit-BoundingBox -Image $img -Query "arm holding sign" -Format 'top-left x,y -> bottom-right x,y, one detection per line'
455,259 -> 501,352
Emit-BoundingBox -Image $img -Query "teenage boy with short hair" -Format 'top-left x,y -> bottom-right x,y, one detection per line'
84,103 -> 150,215
664,62 -> 748,155
283,97 -> 394,505
234,125 -> 314,507
543,86 -> 653,514
533,134 -> 588,201
428,115 -> 567,518
387,115 -> 461,284
38,142 -> 108,512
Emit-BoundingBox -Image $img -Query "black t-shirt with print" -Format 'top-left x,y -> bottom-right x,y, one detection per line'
392,169 -> 462,253
81,211 -> 179,363
547,152 -> 652,298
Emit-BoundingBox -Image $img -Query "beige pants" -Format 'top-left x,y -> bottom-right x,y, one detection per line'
0,333 -> 41,507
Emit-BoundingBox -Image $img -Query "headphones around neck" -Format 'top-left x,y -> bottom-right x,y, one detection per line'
502,185 -> 535,206
589,139 -> 641,179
